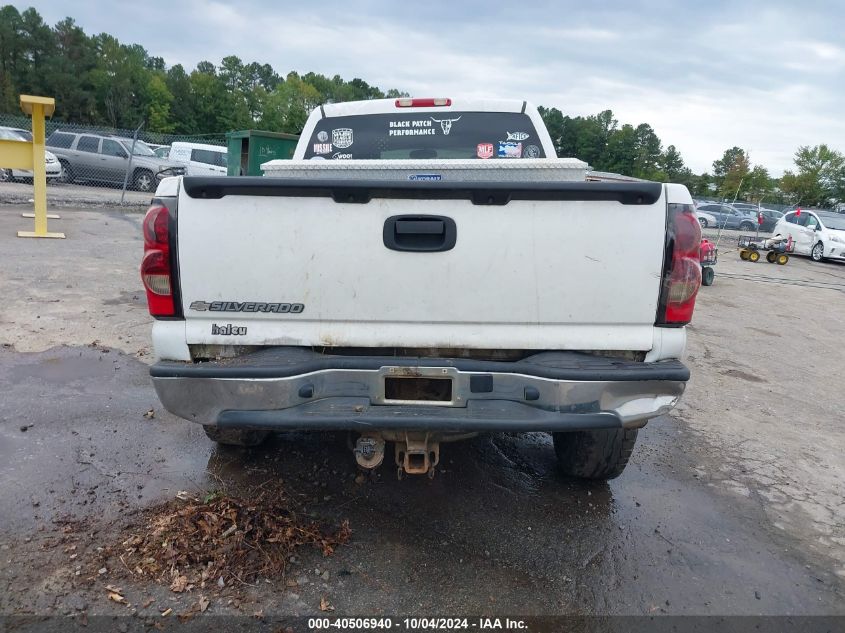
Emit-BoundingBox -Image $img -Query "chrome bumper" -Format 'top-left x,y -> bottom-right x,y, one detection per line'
151,349 -> 689,432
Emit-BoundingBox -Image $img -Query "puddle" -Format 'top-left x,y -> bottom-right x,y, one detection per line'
9,351 -> 119,385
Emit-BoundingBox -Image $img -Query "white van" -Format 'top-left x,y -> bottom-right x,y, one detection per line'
167,142 -> 228,176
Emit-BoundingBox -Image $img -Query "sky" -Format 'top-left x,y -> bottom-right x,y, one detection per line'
15,0 -> 845,175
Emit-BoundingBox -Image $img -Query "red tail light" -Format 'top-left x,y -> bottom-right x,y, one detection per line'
141,204 -> 176,317
395,98 -> 452,107
657,203 -> 702,325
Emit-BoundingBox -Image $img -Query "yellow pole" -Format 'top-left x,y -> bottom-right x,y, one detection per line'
17,95 -> 64,239
31,102 -> 47,235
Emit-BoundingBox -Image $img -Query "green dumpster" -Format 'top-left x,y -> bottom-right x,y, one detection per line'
226,130 -> 299,176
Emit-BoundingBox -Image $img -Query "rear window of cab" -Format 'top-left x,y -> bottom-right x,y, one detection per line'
303,112 -> 546,160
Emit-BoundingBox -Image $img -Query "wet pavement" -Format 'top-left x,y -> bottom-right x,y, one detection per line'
1,344 -> 842,616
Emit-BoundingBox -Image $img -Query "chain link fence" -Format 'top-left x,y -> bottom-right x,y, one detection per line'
6,115 -> 839,215
0,113 -> 228,210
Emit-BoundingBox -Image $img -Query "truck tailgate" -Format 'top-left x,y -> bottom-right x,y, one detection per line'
176,178 -> 667,351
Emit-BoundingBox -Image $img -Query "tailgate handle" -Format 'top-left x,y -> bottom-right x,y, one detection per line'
383,215 -> 457,252
396,219 -> 444,235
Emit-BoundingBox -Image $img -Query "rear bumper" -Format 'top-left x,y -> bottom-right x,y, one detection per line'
151,348 -> 689,432
11,164 -> 61,178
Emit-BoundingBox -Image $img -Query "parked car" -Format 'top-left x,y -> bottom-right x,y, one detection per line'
730,203 -> 786,231
758,208 -> 783,232
731,202 -> 761,214
772,210 -> 845,262
696,203 -> 758,230
0,126 -> 62,182
696,209 -> 718,228
148,143 -> 171,158
46,131 -> 183,191
167,141 -> 228,176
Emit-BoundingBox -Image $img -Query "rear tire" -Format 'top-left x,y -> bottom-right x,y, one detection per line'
701,266 -> 715,286
203,426 -> 269,447
0,168 -> 13,182
739,221 -> 755,231
740,249 -> 750,260
766,251 -> 776,263
553,428 -> 638,480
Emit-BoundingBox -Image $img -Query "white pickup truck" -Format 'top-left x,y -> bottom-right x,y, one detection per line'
142,97 -> 701,481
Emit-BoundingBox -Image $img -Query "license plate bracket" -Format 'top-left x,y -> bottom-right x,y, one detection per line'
384,376 -> 453,402
376,366 -> 458,406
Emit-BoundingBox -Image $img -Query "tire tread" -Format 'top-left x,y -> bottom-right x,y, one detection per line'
553,428 -> 638,480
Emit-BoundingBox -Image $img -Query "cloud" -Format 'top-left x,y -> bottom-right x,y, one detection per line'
16,0 -> 845,174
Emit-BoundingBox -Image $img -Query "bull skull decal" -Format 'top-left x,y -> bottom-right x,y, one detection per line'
430,116 -> 462,135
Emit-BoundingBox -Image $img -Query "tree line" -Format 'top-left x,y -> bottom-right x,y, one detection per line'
540,108 -> 844,208
1,5 -> 842,208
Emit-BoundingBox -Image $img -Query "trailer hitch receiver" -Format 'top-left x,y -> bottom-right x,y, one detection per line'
395,432 -> 440,479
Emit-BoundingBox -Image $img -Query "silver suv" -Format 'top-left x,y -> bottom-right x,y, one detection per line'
46,131 -> 183,192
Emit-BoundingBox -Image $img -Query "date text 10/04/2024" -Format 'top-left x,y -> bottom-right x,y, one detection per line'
307,618 -> 529,631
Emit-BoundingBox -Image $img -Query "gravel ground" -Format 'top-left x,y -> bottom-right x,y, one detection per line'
0,205 -> 842,620
0,180 -> 151,210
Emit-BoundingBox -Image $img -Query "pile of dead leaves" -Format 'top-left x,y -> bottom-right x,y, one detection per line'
106,488 -> 350,591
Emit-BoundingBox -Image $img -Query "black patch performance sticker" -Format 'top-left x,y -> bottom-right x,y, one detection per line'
389,119 -> 436,136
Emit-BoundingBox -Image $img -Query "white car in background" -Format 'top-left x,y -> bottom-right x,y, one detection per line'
696,209 -> 717,228
773,210 -> 845,262
167,141 -> 227,176
148,143 -> 171,158
0,126 -> 62,182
